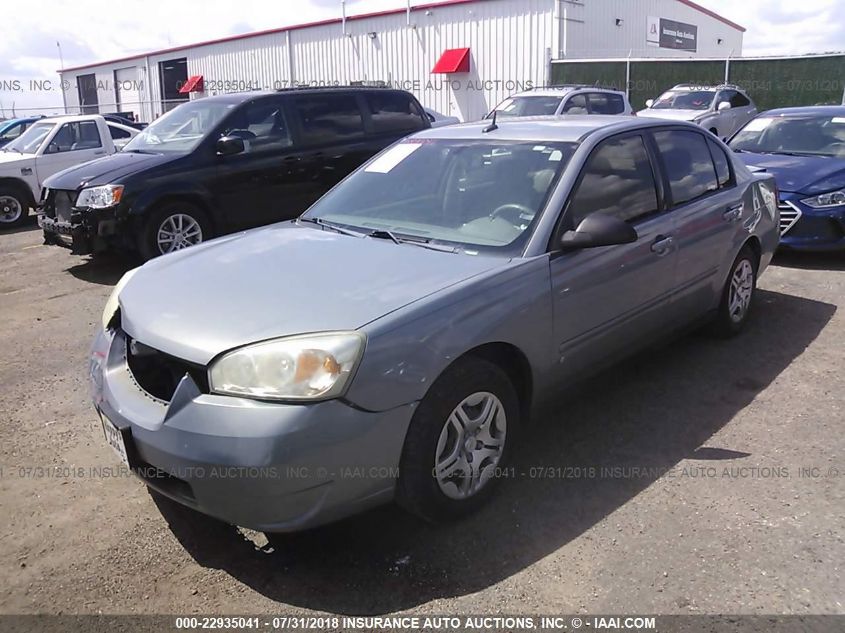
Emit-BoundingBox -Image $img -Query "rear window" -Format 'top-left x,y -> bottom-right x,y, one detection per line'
365,92 -> 426,133
588,93 -> 625,115
293,94 -> 365,145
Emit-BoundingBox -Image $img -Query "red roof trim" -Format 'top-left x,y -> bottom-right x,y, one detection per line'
432,47 -> 471,73
59,0 -> 479,72
676,0 -> 746,32
179,75 -> 204,93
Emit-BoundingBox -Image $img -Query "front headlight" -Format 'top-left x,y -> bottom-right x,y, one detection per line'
77,184 -> 124,209
801,190 -> 845,209
209,332 -> 365,401
101,267 -> 139,329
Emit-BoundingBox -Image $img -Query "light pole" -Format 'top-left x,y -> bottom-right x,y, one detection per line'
57,41 -> 68,114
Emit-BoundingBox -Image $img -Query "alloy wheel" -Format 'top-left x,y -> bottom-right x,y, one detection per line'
728,259 -> 754,323
156,213 -> 203,254
434,391 -> 507,500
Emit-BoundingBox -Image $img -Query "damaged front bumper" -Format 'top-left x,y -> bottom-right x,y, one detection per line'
39,203 -> 120,255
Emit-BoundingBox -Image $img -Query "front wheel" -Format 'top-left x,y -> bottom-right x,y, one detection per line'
397,357 -> 519,522
139,202 -> 211,260
0,187 -> 29,228
710,245 -> 758,337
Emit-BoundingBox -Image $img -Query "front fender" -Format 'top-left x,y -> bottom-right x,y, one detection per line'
346,257 -> 554,412
124,181 -> 218,220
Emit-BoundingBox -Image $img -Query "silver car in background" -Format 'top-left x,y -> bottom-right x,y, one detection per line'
638,83 -> 758,139
90,116 -> 779,533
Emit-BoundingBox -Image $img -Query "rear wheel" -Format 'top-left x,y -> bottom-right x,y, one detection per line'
139,202 -> 211,260
397,357 -> 518,522
0,187 -> 29,228
710,245 -> 758,337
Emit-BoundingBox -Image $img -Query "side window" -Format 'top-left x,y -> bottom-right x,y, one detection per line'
653,130 -> 719,206
49,121 -> 102,153
561,94 -> 588,114
108,125 -> 131,140
730,91 -> 751,108
568,134 -> 659,227
224,99 -> 292,151
716,90 -> 735,108
588,93 -> 625,115
365,91 -> 425,133
0,122 -> 23,142
293,94 -> 365,145
707,138 -> 733,188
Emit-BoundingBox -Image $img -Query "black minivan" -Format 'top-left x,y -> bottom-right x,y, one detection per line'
40,87 -> 430,259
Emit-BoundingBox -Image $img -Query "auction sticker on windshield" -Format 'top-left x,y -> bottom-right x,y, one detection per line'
100,412 -> 129,468
365,142 -> 422,173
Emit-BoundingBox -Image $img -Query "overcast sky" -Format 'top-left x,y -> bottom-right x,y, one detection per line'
1,0 -> 842,116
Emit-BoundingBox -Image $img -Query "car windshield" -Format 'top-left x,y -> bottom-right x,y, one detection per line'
492,96 -> 564,117
651,90 -> 715,111
123,100 -> 236,153
3,121 -> 55,153
729,114 -> 845,158
302,139 -> 577,254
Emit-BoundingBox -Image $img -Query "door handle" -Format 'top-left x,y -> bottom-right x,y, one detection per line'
723,203 -> 742,221
650,235 -> 674,256
94,150 -> 105,155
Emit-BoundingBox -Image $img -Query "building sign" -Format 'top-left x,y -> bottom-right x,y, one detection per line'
647,16 -> 698,52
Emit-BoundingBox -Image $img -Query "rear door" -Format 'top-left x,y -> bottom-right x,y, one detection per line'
35,120 -> 107,186
549,132 -> 679,381
650,128 -> 738,320
287,91 -> 373,210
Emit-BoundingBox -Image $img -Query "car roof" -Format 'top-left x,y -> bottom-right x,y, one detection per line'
510,86 -> 623,98
412,115 -> 690,143
756,105 -> 845,117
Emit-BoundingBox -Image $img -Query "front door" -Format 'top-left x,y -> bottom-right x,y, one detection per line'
550,133 -> 679,381
211,96 -> 315,231
36,120 -> 108,187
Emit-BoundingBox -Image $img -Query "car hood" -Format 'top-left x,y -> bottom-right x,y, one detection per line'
119,223 -> 506,365
43,151 -> 180,190
0,152 -> 36,170
636,109 -> 706,122
736,152 -> 845,195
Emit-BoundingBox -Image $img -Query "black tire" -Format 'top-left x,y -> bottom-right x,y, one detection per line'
138,201 -> 212,261
396,356 -> 519,522
0,186 -> 30,228
710,244 -> 758,338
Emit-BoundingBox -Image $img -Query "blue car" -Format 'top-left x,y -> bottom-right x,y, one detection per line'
729,106 -> 845,252
0,116 -> 43,148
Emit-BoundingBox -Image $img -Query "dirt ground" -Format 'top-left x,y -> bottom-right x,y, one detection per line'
1,217 -> 843,617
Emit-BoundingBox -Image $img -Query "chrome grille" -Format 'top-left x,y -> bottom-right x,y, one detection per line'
778,201 -> 802,236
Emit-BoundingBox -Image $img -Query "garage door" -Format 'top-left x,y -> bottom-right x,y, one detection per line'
114,67 -> 141,121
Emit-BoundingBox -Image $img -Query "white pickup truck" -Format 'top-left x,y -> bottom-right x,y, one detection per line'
0,114 -> 137,228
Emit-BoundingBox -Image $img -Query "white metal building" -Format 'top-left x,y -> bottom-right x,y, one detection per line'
58,0 -> 744,123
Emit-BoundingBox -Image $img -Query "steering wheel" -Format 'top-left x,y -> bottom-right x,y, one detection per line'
490,203 -> 534,223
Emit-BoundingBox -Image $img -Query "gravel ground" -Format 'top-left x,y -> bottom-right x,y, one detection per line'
0,217 -> 843,617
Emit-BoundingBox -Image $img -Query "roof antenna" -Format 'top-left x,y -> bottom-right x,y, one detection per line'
482,109 -> 498,133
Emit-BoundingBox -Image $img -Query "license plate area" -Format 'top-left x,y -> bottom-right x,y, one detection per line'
100,412 -> 130,468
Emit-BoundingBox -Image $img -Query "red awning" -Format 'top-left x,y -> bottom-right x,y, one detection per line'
179,75 -> 204,94
431,48 -> 470,74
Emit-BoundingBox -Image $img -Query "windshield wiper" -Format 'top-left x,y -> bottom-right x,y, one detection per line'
298,217 -> 364,237
367,229 -> 457,253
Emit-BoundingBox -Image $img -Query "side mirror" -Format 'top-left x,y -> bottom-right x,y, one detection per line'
46,142 -> 60,154
645,99 -> 654,108
560,214 -> 638,252
216,135 -> 245,156
718,101 -> 732,111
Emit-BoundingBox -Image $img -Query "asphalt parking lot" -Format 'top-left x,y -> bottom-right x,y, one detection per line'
0,217 -> 843,616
